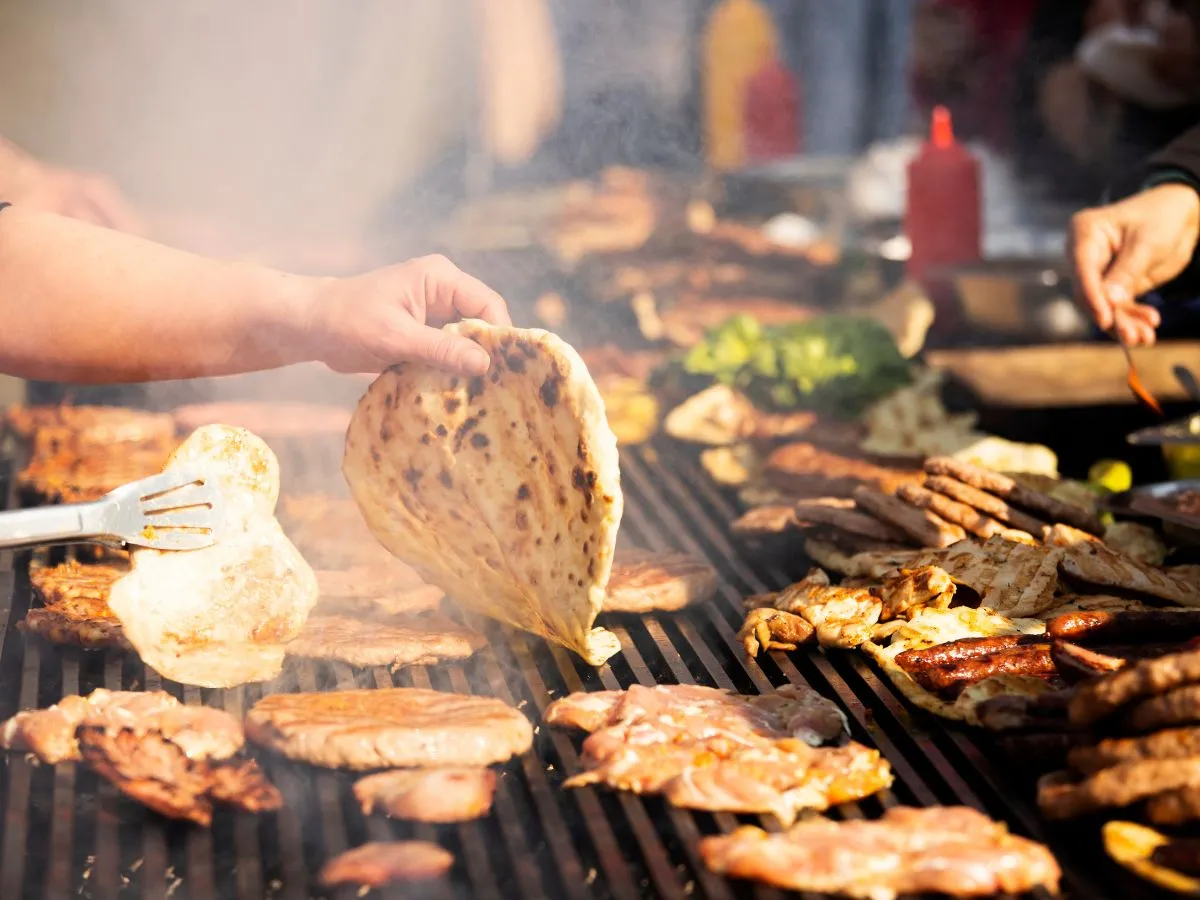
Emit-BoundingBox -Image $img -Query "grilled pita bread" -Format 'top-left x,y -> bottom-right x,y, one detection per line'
108,426 -> 319,687
343,320 -> 622,665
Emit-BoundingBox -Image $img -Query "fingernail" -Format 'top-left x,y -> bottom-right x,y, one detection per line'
463,347 -> 491,376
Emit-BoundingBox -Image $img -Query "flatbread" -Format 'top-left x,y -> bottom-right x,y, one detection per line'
108,426 -> 319,687
343,320 -> 622,665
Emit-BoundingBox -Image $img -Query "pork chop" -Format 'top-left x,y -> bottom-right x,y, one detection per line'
284,613 -> 486,670
604,548 -> 717,613
22,559 -> 131,650
545,683 -> 879,825
319,842 -> 453,888
1,689 -> 178,763
699,806 -> 1061,899
354,768 -> 497,822
245,688 -> 533,770
78,704 -> 280,826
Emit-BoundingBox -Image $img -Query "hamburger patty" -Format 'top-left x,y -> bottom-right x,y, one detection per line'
245,688 -> 533,770
604,548 -> 718,613
284,613 -> 486,670
23,560 -> 131,650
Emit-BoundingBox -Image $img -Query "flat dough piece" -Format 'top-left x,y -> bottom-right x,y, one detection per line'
343,320 -> 622,664
108,426 -> 319,687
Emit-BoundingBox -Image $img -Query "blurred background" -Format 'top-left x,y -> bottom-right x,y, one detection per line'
0,0 -> 1197,471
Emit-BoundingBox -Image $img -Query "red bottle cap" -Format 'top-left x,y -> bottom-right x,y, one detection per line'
930,106 -> 955,149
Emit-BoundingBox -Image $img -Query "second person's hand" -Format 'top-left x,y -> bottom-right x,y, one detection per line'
303,254 -> 513,377
1069,183 -> 1200,345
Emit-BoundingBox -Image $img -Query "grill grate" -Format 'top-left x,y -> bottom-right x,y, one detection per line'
0,437 -> 1177,900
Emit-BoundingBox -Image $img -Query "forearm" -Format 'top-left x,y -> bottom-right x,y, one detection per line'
0,207 -> 317,383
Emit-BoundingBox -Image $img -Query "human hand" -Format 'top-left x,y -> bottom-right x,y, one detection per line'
304,254 -> 513,376
0,143 -> 142,234
1068,183 -> 1200,345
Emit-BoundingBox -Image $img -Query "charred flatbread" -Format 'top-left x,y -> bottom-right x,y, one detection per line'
344,320 -> 622,665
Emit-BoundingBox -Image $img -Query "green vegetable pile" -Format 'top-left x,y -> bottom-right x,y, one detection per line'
680,313 -> 911,416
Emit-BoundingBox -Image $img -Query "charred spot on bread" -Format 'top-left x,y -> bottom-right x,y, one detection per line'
470,433 -> 490,450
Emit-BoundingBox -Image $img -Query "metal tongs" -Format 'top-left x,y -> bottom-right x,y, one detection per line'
1110,327 -> 1164,416
0,469 -> 224,552
1127,365 -> 1200,446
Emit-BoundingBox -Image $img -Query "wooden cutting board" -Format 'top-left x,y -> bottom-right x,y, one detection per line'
927,342 -> 1200,408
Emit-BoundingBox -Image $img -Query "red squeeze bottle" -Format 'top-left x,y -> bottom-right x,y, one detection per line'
742,58 -> 800,163
904,106 -> 981,285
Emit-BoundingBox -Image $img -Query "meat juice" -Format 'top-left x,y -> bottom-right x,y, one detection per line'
742,58 -> 801,163
904,106 -> 981,331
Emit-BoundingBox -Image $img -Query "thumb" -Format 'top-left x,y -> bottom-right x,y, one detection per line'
395,321 -> 492,377
1101,237 -> 1156,311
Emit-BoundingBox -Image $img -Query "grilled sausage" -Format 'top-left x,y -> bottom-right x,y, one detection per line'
1048,610 -> 1200,644
895,634 -> 1040,670
907,644 -> 1056,698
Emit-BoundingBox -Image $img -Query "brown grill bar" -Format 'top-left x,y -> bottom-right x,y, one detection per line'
0,430 -> 1179,900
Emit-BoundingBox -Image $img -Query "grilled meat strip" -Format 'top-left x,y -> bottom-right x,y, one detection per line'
604,548 -> 717,613
924,457 -> 1104,534
1039,759 -> 1200,819
354,768 -> 497,823
699,805 -> 1061,899
803,539 -> 924,579
245,688 -> 533,770
1069,648 -> 1200,727
792,499 -> 908,543
976,690 -> 1075,733
1046,524 -> 1200,607
853,487 -> 965,548
1070,727 -> 1200,774
923,474 -> 1050,535
731,504 -> 800,538
897,483 -> 1034,543
319,842 -> 454,887
1123,684 -> 1200,732
546,684 -> 877,825
763,443 -> 921,499
1147,787 -> 1200,825
1051,641 -> 1126,683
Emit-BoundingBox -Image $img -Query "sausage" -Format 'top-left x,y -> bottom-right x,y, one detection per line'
1050,641 -> 1125,683
923,475 -> 1050,535
907,645 -> 1056,698
1047,610 -> 1200,644
896,634 -> 1041,670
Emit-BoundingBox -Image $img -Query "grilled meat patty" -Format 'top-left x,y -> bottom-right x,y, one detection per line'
1070,648 -> 1200,727
1070,727 -> 1200,774
23,560 -> 131,650
604,548 -> 717,613
699,805 -> 1061,899
1038,759 -> 1200,819
284,613 -> 486,670
318,841 -> 453,887
354,768 -> 498,823
245,688 -> 533,770
763,443 -> 921,499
